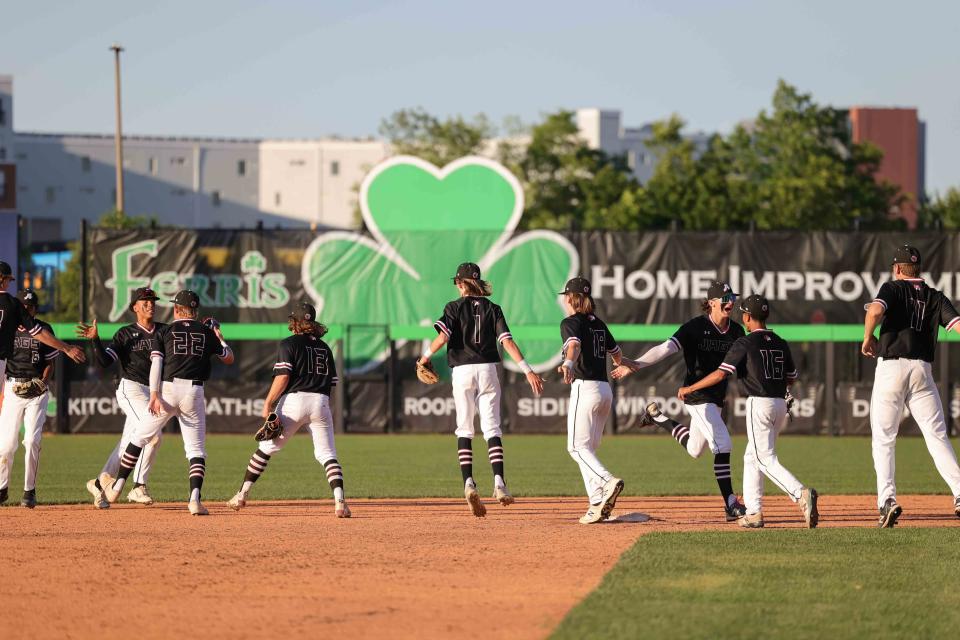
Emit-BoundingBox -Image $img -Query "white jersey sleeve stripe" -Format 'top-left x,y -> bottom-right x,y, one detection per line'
946,316 -> 960,331
434,320 -> 451,337
718,363 -> 737,374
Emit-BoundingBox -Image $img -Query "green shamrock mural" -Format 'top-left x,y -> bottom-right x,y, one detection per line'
301,156 -> 579,373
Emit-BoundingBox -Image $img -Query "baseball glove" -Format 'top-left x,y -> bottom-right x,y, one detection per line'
12,378 -> 47,399
202,317 -> 220,330
416,359 -> 440,385
254,412 -> 282,441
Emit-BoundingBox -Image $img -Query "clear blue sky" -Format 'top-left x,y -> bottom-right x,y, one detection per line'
3,0 -> 957,192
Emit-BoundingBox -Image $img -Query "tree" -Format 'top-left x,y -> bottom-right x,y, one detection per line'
379,107 -> 494,167
500,110 -> 647,230
47,210 -> 155,322
918,187 -> 960,229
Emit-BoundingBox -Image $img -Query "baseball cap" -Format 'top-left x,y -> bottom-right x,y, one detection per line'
739,294 -> 770,320
289,301 -> 317,322
453,262 -> 482,281
128,286 -> 160,311
558,277 -> 592,295
171,290 -> 200,309
892,245 -> 921,265
707,280 -> 738,301
0,260 -> 12,278
18,289 -> 38,307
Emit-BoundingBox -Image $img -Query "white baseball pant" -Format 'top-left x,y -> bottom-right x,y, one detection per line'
452,363 -> 502,441
133,378 -> 206,459
99,379 -> 162,483
567,380 -> 614,504
258,392 -> 338,464
743,396 -> 805,515
683,402 -> 733,458
0,381 -> 49,491
0,359 -> 5,396
870,357 -> 960,509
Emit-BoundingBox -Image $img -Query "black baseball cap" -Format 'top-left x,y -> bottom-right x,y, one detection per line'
0,260 -> 12,278
171,290 -> 200,309
289,301 -> 317,322
707,280 -> 738,301
129,287 -> 160,311
18,289 -> 38,307
559,277 -> 592,295
453,262 -> 481,281
739,294 -> 770,320
892,245 -> 921,265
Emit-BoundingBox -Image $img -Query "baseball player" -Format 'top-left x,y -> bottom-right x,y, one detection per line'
99,290 -> 234,515
417,262 -> 545,518
558,277 -> 638,524
228,301 -> 349,517
76,287 -> 164,508
0,260 -> 85,401
612,280 -> 747,521
678,295 -> 818,529
0,290 -> 57,508
862,245 -> 960,527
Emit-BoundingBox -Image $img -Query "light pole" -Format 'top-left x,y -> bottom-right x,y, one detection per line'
110,43 -> 125,214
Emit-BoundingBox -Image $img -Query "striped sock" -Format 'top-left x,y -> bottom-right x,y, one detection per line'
487,437 -> 505,482
188,457 -> 205,499
112,443 -> 143,492
713,452 -> 734,504
244,450 -> 271,484
323,458 -> 344,491
457,437 -> 473,483
653,414 -> 690,448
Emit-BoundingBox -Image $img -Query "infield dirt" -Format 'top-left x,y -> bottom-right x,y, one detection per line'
1,494 -> 957,639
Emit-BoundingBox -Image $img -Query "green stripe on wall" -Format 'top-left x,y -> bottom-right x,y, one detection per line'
49,323 -> 960,343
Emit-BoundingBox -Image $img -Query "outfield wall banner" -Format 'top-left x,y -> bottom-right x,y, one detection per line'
89,228 -> 960,329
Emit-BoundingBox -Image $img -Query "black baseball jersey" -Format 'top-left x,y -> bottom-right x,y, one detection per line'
719,329 -> 797,398
435,296 -> 511,367
0,292 -> 40,359
6,319 -> 58,378
872,278 -> 960,362
671,315 -> 746,406
150,319 -> 228,382
273,333 -> 339,395
93,322 -> 168,386
560,313 -> 620,382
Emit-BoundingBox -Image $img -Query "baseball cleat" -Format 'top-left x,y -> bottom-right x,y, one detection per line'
99,472 -> 120,503
954,496 -> 960,519
493,486 -> 515,506
20,489 -> 37,509
0,486 -> 8,504
464,481 -> 486,518
638,401 -> 662,428
188,500 -> 209,516
579,504 -> 604,524
227,492 -> 247,511
86,479 -> 110,509
724,497 -> 747,522
800,487 -> 819,529
127,485 -> 154,505
738,512 -> 764,528
599,477 -> 624,520
878,498 -> 902,528
335,499 -> 351,518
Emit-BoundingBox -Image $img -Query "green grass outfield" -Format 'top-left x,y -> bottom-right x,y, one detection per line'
2,433 -> 959,504
551,529 -> 960,640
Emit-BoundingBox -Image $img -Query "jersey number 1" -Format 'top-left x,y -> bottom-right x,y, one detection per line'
909,299 -> 926,331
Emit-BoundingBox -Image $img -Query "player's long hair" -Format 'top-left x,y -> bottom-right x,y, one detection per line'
898,263 -> 921,277
174,304 -> 198,319
289,318 -> 328,338
566,292 -> 595,315
700,299 -> 712,314
456,277 -> 492,297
